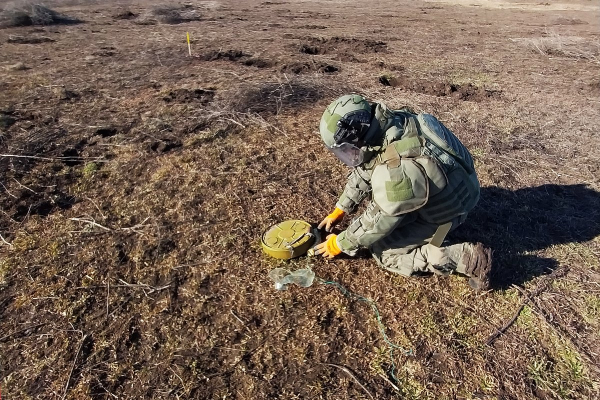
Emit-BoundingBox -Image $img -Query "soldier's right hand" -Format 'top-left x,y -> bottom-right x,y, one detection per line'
317,208 -> 345,232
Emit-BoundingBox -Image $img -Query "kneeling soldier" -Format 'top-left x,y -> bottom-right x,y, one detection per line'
314,94 -> 492,290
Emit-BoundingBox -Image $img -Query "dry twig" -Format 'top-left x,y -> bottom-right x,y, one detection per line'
230,309 -> 249,330
321,363 -> 374,399
69,217 -> 112,231
0,154 -> 108,162
62,332 -> 88,400
514,285 -> 600,374
486,267 -> 569,346
0,232 -> 13,248
0,181 -> 17,198
377,372 -> 400,392
0,323 -> 47,342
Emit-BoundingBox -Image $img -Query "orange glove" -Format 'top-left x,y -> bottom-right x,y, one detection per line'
314,234 -> 342,258
317,207 -> 345,232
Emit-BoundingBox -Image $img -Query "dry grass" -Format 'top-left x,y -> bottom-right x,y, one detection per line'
519,31 -> 600,64
1,0 -> 599,398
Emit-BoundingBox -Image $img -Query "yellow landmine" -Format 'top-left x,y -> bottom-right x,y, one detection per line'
261,220 -> 316,259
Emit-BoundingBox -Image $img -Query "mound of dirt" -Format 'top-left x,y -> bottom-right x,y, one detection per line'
0,4 -> 81,28
150,139 -> 182,153
297,24 -> 327,30
379,75 -> 501,101
112,9 -> 137,20
589,80 -> 600,94
201,49 -> 250,61
552,17 -> 587,25
242,58 -> 275,68
299,36 -> 388,55
136,5 -> 201,25
280,61 -> 339,74
7,35 -> 55,44
200,50 -> 275,69
162,88 -> 216,104
0,112 -> 16,128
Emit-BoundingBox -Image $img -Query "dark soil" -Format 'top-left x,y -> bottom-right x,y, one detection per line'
379,75 -> 501,101
299,36 -> 388,55
280,61 -> 340,74
113,10 -> 137,20
242,57 -> 275,68
201,49 -> 250,61
297,24 -> 328,30
0,113 -> 16,129
162,88 -> 216,104
6,35 -> 55,44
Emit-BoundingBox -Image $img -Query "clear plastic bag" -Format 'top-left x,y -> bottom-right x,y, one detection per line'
268,268 -> 315,290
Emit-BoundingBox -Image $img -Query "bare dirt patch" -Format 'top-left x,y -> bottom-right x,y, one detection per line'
280,61 -> 340,74
220,78 -> 340,115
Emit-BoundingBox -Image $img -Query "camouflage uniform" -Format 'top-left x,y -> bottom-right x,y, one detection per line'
333,101 -> 481,277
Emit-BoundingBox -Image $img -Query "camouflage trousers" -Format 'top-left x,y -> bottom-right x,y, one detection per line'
370,215 -> 471,277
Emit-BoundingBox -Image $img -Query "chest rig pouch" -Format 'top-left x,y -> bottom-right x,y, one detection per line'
369,115 -> 430,216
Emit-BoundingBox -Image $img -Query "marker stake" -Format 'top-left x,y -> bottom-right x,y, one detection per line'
186,32 -> 192,56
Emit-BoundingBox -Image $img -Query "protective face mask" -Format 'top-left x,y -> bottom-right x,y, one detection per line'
328,142 -> 366,167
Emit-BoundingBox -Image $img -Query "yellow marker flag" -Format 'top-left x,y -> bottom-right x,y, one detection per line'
186,32 -> 191,56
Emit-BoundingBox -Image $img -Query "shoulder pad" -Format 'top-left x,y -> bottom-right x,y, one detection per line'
371,159 -> 429,216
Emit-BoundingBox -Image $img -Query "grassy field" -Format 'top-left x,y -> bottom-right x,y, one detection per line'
1,0 -> 599,398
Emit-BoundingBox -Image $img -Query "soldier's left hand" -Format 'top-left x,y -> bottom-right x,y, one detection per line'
314,234 -> 342,258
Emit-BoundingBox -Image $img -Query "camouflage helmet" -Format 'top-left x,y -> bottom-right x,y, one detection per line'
319,94 -> 373,166
319,94 -> 372,148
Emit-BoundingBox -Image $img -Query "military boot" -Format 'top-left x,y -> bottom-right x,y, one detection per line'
457,243 -> 492,291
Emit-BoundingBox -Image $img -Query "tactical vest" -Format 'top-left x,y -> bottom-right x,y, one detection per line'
372,112 -> 480,224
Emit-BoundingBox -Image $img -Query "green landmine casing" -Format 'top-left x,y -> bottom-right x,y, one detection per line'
261,220 -> 316,259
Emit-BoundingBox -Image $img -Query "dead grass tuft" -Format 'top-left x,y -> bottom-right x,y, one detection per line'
0,2 -> 81,28
521,31 -> 600,64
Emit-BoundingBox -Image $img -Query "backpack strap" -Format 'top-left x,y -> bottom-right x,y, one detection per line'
429,222 -> 453,247
376,115 -> 424,168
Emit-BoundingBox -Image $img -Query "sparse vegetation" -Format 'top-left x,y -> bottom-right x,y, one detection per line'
1,0 -> 599,399
82,162 -> 98,177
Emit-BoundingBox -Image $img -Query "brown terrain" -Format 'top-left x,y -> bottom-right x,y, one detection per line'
1,0 -> 599,398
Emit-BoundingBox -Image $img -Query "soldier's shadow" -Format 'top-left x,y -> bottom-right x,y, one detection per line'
448,184 -> 600,289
